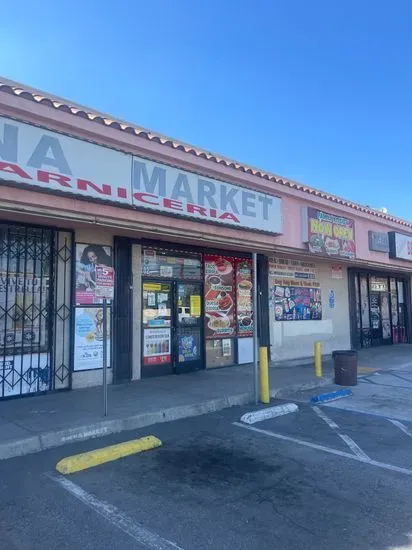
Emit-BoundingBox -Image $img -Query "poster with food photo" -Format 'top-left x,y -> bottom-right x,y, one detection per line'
307,208 -> 356,259
274,285 -> 322,321
204,255 -> 235,338
236,259 -> 254,336
75,243 -> 113,305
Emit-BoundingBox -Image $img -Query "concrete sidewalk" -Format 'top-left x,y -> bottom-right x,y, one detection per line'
0,361 -> 334,460
1,344 -> 411,460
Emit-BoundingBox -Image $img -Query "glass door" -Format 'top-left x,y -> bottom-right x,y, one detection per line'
370,292 -> 382,345
380,292 -> 392,344
142,282 -> 173,377
175,282 -> 203,373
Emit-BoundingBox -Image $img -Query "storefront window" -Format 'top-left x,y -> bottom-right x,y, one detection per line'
204,255 -> 236,339
205,338 -> 235,368
0,227 -> 51,354
236,259 -> 254,336
354,273 -> 408,348
390,278 -> 398,327
354,274 -> 361,330
142,248 -> 201,280
204,254 -> 254,368
359,276 -> 370,328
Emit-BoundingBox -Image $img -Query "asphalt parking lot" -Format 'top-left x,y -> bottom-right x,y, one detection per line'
2,391 -> 412,550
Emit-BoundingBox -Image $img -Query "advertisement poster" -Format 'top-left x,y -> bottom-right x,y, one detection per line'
269,257 -> 319,289
204,255 -> 235,338
274,286 -> 322,321
178,333 -> 200,363
305,208 -> 356,259
190,295 -> 201,317
0,273 -> 49,352
328,289 -> 335,309
236,259 -> 254,337
143,328 -> 171,365
331,265 -> 343,279
74,307 -> 111,371
75,244 -> 113,305
95,265 -> 115,299
222,339 -> 232,357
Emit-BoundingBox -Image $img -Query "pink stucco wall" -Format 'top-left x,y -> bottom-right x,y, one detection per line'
1,91 -> 412,269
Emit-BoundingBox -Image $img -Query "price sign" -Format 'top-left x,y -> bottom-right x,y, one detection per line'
95,266 -> 115,299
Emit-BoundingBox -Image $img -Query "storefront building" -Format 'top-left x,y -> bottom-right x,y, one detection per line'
1,77 -> 412,399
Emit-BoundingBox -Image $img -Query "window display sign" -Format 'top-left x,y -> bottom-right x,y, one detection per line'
302,208 -> 356,259
236,259 -> 254,337
269,256 -> 319,288
0,274 -> 49,352
74,307 -> 111,371
274,286 -> 322,321
75,244 -> 113,305
143,328 -> 171,365
95,265 -> 115,299
204,255 -> 235,338
190,295 -> 201,317
178,333 -> 200,363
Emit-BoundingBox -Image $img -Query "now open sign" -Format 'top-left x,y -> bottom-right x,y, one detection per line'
95,265 -> 115,299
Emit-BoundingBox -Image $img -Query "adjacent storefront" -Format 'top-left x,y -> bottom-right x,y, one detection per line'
350,271 -> 409,348
268,254 -> 351,361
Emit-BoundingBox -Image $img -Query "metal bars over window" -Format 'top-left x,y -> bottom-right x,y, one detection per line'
0,224 -> 72,398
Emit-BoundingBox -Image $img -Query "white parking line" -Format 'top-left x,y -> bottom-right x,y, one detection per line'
233,422 -> 412,477
312,406 -> 339,429
389,419 -> 412,439
48,474 -> 184,550
312,406 -> 370,460
338,434 -> 370,460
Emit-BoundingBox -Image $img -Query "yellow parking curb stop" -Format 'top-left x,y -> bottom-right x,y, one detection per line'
56,435 -> 162,475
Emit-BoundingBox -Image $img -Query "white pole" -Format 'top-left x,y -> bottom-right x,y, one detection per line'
252,252 -> 259,405
102,298 -> 108,417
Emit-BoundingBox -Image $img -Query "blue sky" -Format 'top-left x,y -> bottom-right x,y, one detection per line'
1,1 -> 411,218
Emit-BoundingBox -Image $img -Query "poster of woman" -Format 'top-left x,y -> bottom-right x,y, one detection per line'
76,243 -> 112,304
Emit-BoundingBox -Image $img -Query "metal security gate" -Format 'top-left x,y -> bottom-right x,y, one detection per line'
0,224 -> 72,399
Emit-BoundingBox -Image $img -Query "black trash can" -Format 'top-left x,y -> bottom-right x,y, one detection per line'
333,350 -> 358,386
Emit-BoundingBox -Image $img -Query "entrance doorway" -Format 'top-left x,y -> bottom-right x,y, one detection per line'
352,271 -> 408,348
142,280 -> 203,377
370,291 -> 392,346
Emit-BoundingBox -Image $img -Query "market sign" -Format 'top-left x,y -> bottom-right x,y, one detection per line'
0,116 -> 282,234
131,158 -> 282,233
0,116 -> 131,203
388,232 -> 412,261
302,207 -> 356,259
368,231 -> 389,253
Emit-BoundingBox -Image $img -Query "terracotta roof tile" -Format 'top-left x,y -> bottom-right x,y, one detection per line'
0,77 -> 410,228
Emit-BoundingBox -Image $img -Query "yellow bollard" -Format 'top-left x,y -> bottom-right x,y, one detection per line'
314,341 -> 322,377
259,346 -> 270,404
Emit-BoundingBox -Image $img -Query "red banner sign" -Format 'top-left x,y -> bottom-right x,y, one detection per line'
236,259 -> 254,337
204,255 -> 235,338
